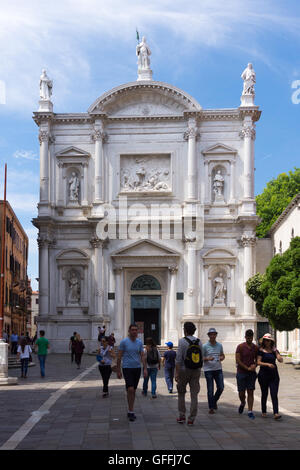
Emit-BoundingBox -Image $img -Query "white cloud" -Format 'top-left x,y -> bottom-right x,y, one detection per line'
0,0 -> 299,113
13,150 -> 39,161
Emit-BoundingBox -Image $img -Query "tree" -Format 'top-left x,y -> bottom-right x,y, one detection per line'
246,237 -> 300,331
256,168 -> 300,238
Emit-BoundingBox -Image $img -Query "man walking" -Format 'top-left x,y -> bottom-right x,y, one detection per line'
35,330 -> 50,378
10,331 -> 19,355
203,328 -> 225,414
69,332 -> 77,363
175,322 -> 203,426
162,341 -> 176,393
117,324 -> 148,422
235,329 -> 258,420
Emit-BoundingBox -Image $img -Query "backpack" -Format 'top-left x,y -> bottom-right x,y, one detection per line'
184,337 -> 203,369
147,347 -> 159,365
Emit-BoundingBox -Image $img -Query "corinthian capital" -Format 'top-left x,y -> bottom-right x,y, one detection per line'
168,265 -> 178,275
92,129 -> 108,143
239,233 -> 256,247
38,130 -> 49,144
239,124 -> 256,140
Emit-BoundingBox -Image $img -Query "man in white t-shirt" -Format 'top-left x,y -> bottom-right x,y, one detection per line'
203,327 -> 225,414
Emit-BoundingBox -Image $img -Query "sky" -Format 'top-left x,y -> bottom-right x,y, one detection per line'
0,0 -> 300,290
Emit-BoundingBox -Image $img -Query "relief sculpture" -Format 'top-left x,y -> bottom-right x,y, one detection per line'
120,155 -> 171,192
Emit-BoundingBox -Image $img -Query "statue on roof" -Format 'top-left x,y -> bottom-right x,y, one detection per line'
136,36 -> 153,81
136,36 -> 151,70
39,69 -> 53,101
241,63 -> 256,95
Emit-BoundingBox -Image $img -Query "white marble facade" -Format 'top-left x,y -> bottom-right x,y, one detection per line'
33,53 -> 261,353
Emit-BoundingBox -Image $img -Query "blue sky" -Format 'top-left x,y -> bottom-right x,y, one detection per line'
0,0 -> 300,290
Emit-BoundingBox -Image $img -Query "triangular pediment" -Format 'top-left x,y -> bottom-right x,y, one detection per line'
112,240 -> 180,257
55,146 -> 91,158
56,249 -> 89,260
202,143 -> 237,155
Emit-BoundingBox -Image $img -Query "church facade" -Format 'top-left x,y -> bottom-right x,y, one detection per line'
33,42 -> 263,352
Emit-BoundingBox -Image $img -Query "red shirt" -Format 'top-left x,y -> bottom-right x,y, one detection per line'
236,342 -> 258,374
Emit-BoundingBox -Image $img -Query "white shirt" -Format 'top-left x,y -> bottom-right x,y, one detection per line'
17,345 -> 32,359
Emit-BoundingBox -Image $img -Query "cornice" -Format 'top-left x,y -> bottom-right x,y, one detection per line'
238,106 -> 261,122
269,193 -> 300,235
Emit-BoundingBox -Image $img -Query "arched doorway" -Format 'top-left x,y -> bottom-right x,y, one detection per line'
131,275 -> 161,345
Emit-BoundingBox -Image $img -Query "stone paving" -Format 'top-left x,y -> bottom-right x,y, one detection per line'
0,353 -> 299,450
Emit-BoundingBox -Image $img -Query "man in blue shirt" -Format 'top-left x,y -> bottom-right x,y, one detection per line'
162,341 -> 176,393
203,327 -> 225,414
10,332 -> 19,355
117,324 -> 148,421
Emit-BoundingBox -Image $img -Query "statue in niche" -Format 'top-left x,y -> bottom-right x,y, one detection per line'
68,271 -> 81,304
213,273 -> 227,304
213,170 -> 225,201
39,69 -> 53,101
136,36 -> 151,70
69,172 -> 80,202
241,63 -> 256,95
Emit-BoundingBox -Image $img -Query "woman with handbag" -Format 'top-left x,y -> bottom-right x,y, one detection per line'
74,334 -> 85,369
17,338 -> 32,378
97,336 -> 116,397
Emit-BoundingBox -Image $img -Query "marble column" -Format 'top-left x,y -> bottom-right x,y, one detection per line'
168,265 -> 178,344
229,160 -> 235,203
57,162 -> 64,207
39,129 -> 50,203
240,117 -> 255,199
240,233 -> 256,316
92,123 -> 107,204
90,238 -> 104,318
38,236 -> 50,317
185,118 -> 198,201
204,160 -> 209,203
81,162 -> 89,206
184,236 -> 198,315
113,267 -> 123,338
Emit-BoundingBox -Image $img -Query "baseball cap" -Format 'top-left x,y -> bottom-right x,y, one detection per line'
165,341 -> 173,348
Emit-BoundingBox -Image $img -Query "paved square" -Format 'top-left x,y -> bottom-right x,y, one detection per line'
0,353 -> 299,450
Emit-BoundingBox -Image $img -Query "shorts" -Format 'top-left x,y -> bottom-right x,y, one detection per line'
236,371 -> 257,392
122,368 -> 141,390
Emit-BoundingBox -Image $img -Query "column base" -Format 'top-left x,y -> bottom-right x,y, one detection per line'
0,377 -> 18,386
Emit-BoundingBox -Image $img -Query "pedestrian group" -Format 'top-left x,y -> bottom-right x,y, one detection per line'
12,322 -> 284,424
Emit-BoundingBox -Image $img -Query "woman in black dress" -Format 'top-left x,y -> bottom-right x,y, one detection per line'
257,333 -> 283,420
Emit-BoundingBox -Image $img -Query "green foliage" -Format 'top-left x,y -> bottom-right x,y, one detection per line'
256,168 -> 300,238
247,237 -> 300,331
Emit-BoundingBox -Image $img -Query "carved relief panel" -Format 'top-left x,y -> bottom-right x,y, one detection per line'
120,154 -> 172,194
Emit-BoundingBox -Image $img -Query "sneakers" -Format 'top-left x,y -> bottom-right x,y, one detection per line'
102,392 -> 109,398
238,403 -> 245,414
169,389 -> 173,394
152,394 -> 157,399
187,420 -> 194,426
209,409 -> 215,415
248,411 -> 255,420
127,412 -> 136,422
176,416 -> 186,424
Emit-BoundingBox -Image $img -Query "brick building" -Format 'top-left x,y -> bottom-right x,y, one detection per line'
0,200 -> 31,336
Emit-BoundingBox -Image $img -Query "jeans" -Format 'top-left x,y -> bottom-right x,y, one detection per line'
258,372 -> 280,415
164,367 -> 175,392
21,358 -> 29,377
38,355 -> 47,377
98,365 -> 112,393
143,367 -> 158,396
204,369 -> 224,410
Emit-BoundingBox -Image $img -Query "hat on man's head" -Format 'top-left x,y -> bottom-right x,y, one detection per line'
165,341 -> 173,348
207,328 -> 218,335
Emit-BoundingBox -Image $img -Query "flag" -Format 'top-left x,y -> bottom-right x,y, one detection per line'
136,28 -> 139,42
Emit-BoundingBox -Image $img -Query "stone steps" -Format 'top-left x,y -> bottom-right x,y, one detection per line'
8,355 -> 36,369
